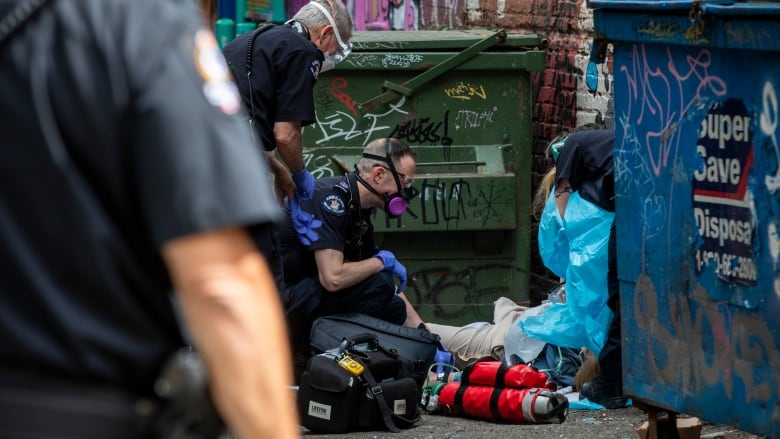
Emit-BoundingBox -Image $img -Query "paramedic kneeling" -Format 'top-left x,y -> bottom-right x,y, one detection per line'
278,138 -> 419,371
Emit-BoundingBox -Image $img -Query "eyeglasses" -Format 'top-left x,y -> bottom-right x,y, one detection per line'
375,164 -> 413,188
308,1 -> 353,63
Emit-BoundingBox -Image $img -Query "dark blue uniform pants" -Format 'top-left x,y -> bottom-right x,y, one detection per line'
598,221 -> 622,382
282,271 -> 407,355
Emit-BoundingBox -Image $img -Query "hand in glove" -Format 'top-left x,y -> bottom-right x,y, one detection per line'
292,168 -> 315,201
290,197 -> 322,246
374,250 -> 408,294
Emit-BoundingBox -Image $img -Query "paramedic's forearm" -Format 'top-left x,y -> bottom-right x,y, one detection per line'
274,121 -> 305,173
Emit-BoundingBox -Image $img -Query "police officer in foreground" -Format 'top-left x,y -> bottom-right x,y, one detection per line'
279,138 -> 422,373
0,0 -> 298,437
222,0 -> 353,246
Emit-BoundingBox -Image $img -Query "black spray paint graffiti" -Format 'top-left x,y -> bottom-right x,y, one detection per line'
388,110 -> 453,148
470,181 -> 510,228
633,275 -> 780,405
409,264 -> 517,319
416,178 -> 511,228
419,178 -> 470,225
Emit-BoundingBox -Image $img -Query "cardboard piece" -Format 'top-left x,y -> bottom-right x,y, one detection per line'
636,416 -> 703,439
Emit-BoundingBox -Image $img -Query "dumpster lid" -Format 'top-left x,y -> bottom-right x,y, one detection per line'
587,0 -> 780,16
351,29 -> 544,51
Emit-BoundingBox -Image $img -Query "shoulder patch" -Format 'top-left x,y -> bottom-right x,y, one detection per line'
321,194 -> 346,216
193,29 -> 241,115
335,179 -> 349,193
310,59 -> 321,80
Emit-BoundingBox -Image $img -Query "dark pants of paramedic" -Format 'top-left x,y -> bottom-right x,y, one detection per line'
598,221 -> 622,383
282,271 -> 407,355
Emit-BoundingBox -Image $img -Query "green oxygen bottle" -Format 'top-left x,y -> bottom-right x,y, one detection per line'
215,18 -> 235,49
235,21 -> 257,35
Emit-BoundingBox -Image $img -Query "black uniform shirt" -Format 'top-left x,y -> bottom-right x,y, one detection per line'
555,129 -> 616,212
0,0 -> 280,394
222,25 -> 323,151
280,174 -> 377,285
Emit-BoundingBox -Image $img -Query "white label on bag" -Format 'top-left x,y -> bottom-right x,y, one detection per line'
308,401 -> 332,420
393,399 -> 407,415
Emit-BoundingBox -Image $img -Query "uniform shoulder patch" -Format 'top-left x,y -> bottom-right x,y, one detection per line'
321,193 -> 346,216
310,59 -> 321,80
193,29 -> 241,115
335,178 -> 349,193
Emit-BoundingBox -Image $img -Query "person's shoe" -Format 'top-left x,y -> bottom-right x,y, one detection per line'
579,377 -> 627,409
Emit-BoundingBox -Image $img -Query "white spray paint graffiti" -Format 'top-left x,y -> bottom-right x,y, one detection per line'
310,96 -> 409,145
454,107 -> 496,130
304,152 -> 336,179
381,54 -> 423,69
761,81 -> 780,193
760,81 -> 780,300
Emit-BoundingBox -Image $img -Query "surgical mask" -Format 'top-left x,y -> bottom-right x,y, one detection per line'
321,54 -> 336,73
308,1 -> 352,69
550,136 -> 567,162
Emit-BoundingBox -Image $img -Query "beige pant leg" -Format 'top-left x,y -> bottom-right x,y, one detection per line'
426,297 -> 527,362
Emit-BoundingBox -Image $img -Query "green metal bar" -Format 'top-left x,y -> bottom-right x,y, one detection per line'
350,30 -> 542,50
338,51 -> 546,71
359,29 -> 508,112
381,80 -> 413,96
417,161 -> 486,167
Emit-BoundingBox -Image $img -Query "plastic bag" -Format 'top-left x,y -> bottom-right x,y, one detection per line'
503,302 -> 551,364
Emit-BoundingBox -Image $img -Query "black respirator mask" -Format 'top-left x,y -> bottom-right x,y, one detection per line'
355,140 -> 416,218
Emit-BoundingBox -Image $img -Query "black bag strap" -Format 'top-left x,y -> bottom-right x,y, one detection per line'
360,365 -> 401,433
0,0 -> 52,48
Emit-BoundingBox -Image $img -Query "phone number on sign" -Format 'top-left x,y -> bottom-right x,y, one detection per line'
695,250 -> 757,282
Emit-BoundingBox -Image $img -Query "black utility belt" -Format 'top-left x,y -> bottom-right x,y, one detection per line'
0,369 -> 154,439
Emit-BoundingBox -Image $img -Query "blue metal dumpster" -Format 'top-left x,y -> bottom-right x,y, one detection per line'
589,1 -> 780,437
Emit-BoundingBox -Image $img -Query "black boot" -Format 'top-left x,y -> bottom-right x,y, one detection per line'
579,376 -> 627,409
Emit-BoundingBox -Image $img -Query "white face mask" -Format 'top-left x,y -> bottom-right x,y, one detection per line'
308,1 -> 352,70
321,54 -> 336,72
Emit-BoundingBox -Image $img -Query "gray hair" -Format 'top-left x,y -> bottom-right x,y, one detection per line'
293,0 -> 353,41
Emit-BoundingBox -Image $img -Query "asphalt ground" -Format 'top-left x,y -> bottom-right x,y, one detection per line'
301,405 -> 764,439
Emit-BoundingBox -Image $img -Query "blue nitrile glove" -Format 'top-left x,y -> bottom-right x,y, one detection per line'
374,249 -> 397,269
392,261 -> 407,294
292,168 -> 315,201
290,197 -> 322,246
374,250 -> 407,293
434,348 -> 454,376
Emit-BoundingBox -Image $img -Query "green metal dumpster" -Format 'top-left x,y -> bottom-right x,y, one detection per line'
589,1 -> 780,437
301,30 -> 546,325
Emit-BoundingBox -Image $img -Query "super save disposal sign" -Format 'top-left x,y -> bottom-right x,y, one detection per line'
693,99 -> 757,286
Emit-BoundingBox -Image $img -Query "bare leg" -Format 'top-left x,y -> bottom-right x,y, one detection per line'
397,292 -> 425,328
